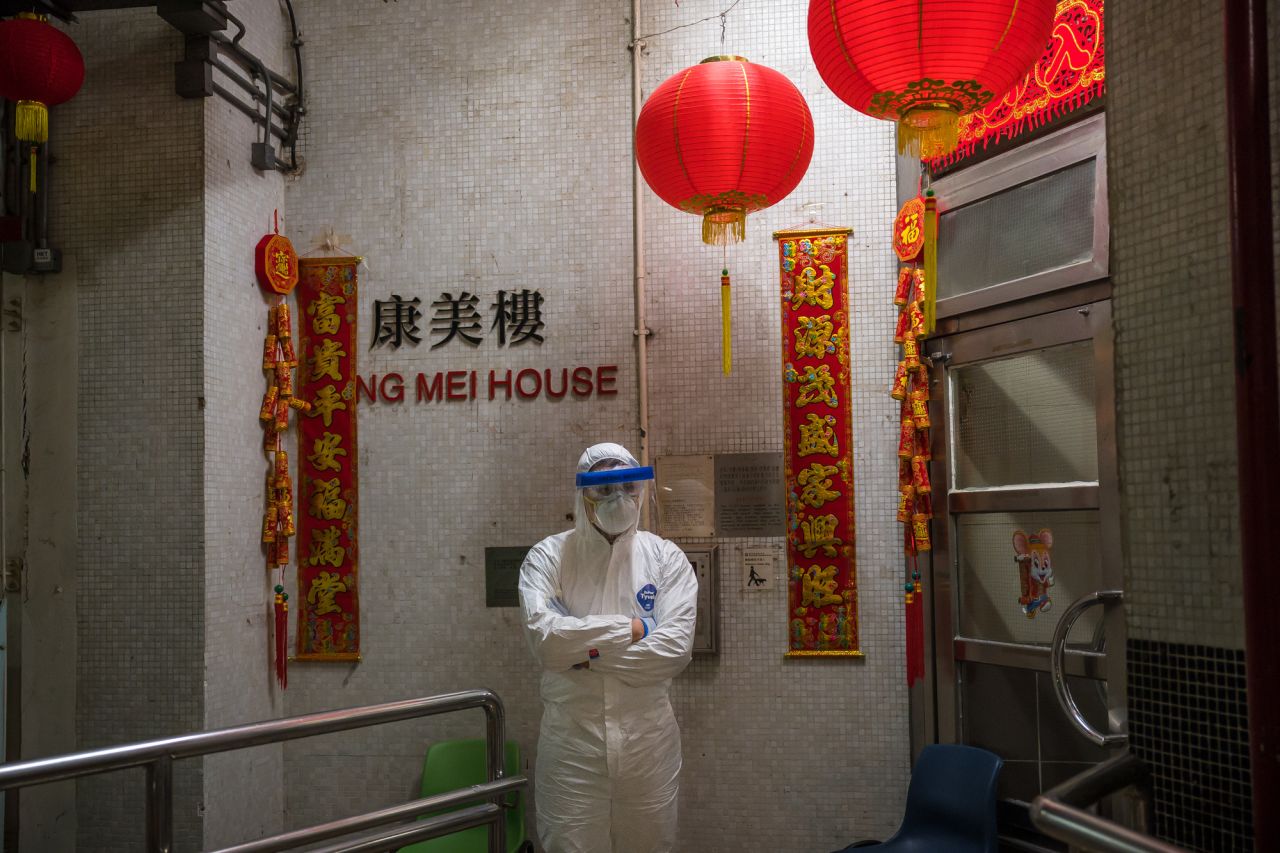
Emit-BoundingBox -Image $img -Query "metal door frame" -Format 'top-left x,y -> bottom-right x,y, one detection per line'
927,296 -> 1125,751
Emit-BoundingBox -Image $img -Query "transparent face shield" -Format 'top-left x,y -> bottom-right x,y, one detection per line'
576,464 -> 654,535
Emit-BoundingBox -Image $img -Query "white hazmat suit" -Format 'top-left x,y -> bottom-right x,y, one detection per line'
518,443 -> 698,853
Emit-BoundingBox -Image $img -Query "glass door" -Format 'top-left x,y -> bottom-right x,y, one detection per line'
929,299 -> 1126,803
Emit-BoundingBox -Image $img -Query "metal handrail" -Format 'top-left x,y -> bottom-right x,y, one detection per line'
1050,590 -> 1127,747
1030,753 -> 1187,852
0,689 -> 519,853
212,777 -> 528,853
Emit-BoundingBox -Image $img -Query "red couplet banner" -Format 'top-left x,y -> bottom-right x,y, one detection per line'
296,258 -> 361,661
774,228 -> 861,657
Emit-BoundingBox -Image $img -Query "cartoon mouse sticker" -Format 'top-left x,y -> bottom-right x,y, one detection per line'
1012,528 -> 1054,618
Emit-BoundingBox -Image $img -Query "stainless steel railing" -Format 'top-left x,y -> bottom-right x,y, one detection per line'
1049,590 -> 1127,747
1030,752 -> 1187,853
0,688 -> 525,853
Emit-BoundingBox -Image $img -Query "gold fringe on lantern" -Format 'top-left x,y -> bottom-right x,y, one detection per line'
16,101 -> 49,144
16,101 -> 48,194
897,105 -> 960,160
702,207 -> 747,246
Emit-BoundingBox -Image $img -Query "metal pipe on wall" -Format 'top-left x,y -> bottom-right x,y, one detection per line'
0,102 -> 7,219
36,143 -> 48,248
1222,0 -> 1278,845
630,0 -> 652,497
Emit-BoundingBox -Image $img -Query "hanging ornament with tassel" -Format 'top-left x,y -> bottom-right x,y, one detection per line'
255,212 -> 301,690
891,193 -> 936,687
635,56 -> 814,375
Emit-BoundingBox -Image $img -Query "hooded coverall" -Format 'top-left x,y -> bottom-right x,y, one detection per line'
518,443 -> 698,853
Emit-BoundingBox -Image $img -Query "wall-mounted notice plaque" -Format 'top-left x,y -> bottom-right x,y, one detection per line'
714,452 -> 786,538
655,455 -> 716,538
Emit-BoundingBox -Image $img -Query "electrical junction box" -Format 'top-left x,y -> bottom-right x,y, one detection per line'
681,545 -> 719,655
0,243 -> 62,275
32,247 -> 62,274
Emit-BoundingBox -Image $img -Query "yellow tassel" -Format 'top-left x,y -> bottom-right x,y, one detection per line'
702,208 -> 747,246
721,269 -> 732,375
897,105 -> 959,159
922,194 -> 938,335
16,101 -> 49,144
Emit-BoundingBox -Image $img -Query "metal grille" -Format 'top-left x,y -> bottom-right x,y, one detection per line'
938,159 -> 1097,300
952,341 -> 1098,490
1127,640 -> 1253,852
955,511 -> 1102,647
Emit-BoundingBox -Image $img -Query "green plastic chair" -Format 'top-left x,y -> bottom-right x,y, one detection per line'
398,738 -> 530,853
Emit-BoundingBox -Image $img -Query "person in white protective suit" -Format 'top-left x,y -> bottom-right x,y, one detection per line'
518,443 -> 698,853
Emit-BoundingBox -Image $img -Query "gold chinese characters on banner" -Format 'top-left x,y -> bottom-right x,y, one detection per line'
774,227 -> 861,657
296,258 -> 360,661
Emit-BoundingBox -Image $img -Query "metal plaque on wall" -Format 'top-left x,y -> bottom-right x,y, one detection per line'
484,546 -> 530,607
714,452 -> 786,538
655,454 -> 716,538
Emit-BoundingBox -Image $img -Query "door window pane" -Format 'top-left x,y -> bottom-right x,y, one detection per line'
952,342 -> 1098,489
956,510 -> 1102,647
938,158 -> 1097,300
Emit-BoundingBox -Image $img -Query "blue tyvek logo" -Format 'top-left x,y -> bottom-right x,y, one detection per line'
637,584 -> 657,612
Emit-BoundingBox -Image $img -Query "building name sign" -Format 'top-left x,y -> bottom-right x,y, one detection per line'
361,289 -> 619,404
370,289 -> 546,350
357,366 -> 619,404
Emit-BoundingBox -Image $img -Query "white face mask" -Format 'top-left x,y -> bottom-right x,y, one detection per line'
588,492 -> 639,536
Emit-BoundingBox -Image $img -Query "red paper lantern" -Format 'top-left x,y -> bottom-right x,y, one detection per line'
0,14 -> 84,141
636,56 -> 814,245
0,13 -> 84,191
808,0 -> 1056,158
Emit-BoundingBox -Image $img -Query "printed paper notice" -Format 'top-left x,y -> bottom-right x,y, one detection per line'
743,547 -> 777,591
655,455 -> 716,538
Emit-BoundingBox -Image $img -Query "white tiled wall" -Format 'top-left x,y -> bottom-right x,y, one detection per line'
1108,0 -> 1245,648
282,1 -> 905,850
40,3 -> 294,847
50,10 -> 207,850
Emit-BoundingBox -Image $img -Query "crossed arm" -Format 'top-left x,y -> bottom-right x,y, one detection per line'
518,541 -> 697,683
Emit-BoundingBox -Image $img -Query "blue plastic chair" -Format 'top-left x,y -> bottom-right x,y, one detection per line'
398,738 -> 531,853
834,744 -> 1003,853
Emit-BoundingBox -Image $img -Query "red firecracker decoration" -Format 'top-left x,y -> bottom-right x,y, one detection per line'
261,299 -> 299,689
808,0 -> 1057,158
636,56 -> 814,375
0,13 -> 85,191
891,205 -> 940,686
